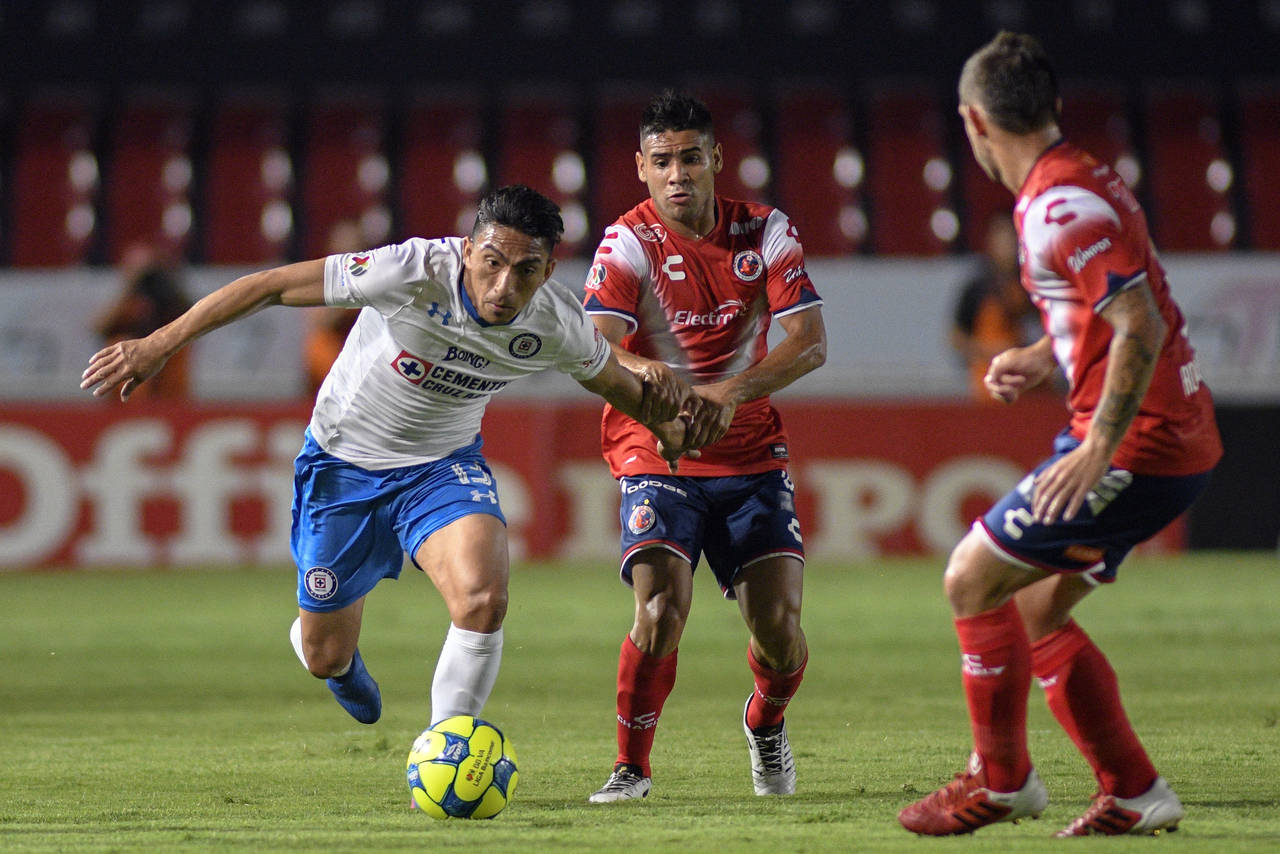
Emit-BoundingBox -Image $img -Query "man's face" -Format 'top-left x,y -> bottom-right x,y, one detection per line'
461,224 -> 556,324
636,129 -> 722,233
959,102 -> 1002,186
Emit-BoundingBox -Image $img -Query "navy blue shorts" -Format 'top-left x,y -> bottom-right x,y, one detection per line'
291,431 -> 505,612
975,430 -> 1212,583
616,469 -> 805,598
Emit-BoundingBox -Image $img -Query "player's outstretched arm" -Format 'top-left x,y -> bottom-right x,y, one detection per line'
588,314 -> 692,424
577,352 -> 699,472
1030,282 -> 1166,523
688,305 -> 826,447
81,259 -> 328,401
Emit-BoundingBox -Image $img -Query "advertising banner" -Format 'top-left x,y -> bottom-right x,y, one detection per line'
0,398 -> 1185,569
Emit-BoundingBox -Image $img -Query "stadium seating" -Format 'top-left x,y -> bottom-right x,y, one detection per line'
1142,84 -> 1235,251
588,85 -> 652,235
864,83 -> 956,255
399,90 -> 486,241
693,83 -> 770,205
494,86 -> 590,254
9,92 -> 101,266
103,91 -> 195,264
771,82 -> 866,256
1236,80 -> 1280,250
299,91 -> 390,258
203,91 -> 294,265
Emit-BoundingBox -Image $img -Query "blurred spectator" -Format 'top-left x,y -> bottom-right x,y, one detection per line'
949,213 -> 1041,402
304,219 -> 365,396
93,243 -> 192,400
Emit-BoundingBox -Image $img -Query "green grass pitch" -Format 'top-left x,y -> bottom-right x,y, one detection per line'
3,553 -> 1278,852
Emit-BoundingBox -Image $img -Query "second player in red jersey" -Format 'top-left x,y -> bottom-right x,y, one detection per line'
583,91 -> 826,804
898,32 -> 1220,839
585,195 -> 821,477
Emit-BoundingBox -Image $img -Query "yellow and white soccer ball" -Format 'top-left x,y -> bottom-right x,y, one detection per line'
406,715 -> 518,820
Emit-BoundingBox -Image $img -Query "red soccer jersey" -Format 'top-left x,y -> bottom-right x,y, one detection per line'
584,196 -> 822,478
1016,140 -> 1221,475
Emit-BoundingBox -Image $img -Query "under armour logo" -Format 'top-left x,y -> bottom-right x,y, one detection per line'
470,488 -> 497,504
426,302 -> 453,326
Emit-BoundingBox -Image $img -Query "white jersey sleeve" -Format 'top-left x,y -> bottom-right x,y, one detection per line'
542,279 -> 611,381
324,239 -> 435,314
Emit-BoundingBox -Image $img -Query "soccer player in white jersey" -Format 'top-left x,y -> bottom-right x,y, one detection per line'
897,33 -> 1220,837
82,185 -> 702,730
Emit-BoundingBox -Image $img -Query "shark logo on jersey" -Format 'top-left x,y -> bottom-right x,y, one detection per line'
347,254 -> 370,277
627,502 -> 657,535
732,250 -> 763,281
508,332 -> 542,358
391,350 -> 431,385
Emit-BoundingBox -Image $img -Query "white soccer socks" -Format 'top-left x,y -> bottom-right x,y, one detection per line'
430,624 -> 504,724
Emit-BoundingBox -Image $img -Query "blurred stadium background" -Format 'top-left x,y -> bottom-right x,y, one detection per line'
1,0 -> 1277,570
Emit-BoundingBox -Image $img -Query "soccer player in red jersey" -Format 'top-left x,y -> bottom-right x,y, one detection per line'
582,91 -> 826,802
898,32 -> 1222,837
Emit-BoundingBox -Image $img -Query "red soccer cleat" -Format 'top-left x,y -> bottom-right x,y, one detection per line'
1056,776 -> 1183,836
899,754 -> 1048,836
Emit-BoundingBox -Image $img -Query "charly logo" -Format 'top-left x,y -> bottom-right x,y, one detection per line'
627,502 -> 657,535
508,332 -> 542,358
732,249 -> 763,281
304,566 -> 339,601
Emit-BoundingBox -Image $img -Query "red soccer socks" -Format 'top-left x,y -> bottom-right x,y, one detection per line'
1031,620 -> 1158,798
613,635 -> 677,777
954,599 -> 1033,793
745,643 -> 807,730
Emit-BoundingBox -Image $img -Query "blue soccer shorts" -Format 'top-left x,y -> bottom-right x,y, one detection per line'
291,430 -> 506,612
974,430 -> 1212,583
616,469 -> 805,598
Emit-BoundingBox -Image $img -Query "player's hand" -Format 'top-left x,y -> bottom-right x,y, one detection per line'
80,336 -> 169,402
984,344 -> 1056,404
685,384 -> 736,448
653,415 -> 702,473
1031,438 -> 1111,523
635,361 -> 688,425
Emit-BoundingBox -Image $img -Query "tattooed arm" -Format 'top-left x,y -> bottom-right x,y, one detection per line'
1030,282 -> 1167,523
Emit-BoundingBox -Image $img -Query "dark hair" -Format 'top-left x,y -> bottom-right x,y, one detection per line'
959,31 -> 1060,134
640,89 -> 714,141
472,184 -> 564,248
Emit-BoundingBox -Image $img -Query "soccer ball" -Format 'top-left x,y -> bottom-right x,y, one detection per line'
406,715 -> 518,819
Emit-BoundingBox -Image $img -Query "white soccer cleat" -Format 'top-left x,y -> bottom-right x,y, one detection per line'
588,763 -> 652,803
1056,776 -> 1184,836
743,695 -> 796,796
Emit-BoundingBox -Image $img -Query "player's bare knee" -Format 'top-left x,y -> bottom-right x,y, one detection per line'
943,536 -> 995,615
449,585 -> 508,633
303,643 -> 350,679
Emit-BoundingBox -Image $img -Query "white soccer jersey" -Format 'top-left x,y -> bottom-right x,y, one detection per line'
308,236 -> 610,469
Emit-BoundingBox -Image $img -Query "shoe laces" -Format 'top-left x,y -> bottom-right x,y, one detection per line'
924,773 -> 982,809
750,726 -> 793,772
1059,792 -> 1131,836
599,765 -> 644,792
